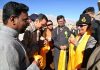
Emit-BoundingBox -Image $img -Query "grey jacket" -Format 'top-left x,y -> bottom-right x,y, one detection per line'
52,25 -> 71,70
0,26 -> 39,70
52,26 -> 71,50
87,45 -> 100,70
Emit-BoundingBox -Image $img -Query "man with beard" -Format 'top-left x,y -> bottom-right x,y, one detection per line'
52,15 -> 71,70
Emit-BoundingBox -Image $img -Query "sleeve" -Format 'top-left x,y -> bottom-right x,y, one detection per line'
86,36 -> 97,49
52,28 -> 60,49
86,46 -> 100,70
93,61 -> 100,70
0,43 -> 19,70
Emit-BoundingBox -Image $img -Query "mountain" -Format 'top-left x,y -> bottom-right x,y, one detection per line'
0,10 -> 76,29
46,14 -> 76,29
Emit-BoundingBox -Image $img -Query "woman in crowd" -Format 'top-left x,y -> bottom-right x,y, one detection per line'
40,20 -> 54,70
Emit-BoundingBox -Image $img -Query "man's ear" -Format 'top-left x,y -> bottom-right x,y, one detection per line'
10,16 -> 18,25
10,16 -> 15,23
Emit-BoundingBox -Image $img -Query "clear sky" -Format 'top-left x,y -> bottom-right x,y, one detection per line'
0,0 -> 98,20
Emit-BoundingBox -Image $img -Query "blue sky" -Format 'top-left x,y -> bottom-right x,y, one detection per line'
0,0 -> 98,20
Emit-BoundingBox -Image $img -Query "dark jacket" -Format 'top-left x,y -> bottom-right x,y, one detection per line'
22,29 -> 43,63
92,20 -> 100,45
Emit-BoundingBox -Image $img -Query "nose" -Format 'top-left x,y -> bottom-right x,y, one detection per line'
27,19 -> 31,25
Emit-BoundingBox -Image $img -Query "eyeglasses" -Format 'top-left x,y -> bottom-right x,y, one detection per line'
77,24 -> 87,27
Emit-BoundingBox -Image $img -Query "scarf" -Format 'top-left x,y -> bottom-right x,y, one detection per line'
58,50 -> 66,70
68,31 -> 91,70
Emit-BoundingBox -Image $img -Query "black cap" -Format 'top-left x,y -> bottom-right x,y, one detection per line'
76,14 -> 91,26
82,7 -> 95,14
29,14 -> 38,22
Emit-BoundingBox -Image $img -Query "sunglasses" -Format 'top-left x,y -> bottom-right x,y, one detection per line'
77,24 -> 87,27
47,24 -> 53,26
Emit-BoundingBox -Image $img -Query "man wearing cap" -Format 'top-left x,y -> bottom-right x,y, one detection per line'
68,14 -> 97,70
22,13 -> 48,63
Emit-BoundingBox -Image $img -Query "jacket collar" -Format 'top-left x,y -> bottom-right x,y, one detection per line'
1,25 -> 18,38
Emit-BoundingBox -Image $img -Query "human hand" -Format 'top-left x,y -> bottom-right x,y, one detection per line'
68,34 -> 77,45
60,45 -> 65,50
63,45 -> 67,50
33,55 -> 43,66
44,39 -> 48,45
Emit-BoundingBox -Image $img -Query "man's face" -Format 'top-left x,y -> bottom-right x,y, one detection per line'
37,19 -> 47,29
16,12 -> 29,33
57,18 -> 65,27
87,12 -> 95,21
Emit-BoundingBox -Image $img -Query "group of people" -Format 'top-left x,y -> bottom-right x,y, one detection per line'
0,1 -> 100,70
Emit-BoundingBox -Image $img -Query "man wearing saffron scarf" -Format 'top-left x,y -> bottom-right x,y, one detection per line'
68,14 -> 97,70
